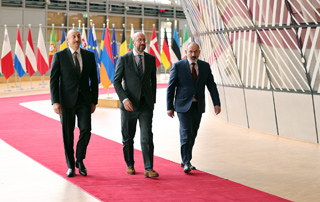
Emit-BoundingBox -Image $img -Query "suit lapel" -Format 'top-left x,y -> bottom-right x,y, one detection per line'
80,49 -> 85,76
128,51 -> 140,76
196,60 -> 201,84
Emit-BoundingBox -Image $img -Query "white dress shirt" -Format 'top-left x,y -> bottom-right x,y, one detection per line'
69,47 -> 83,73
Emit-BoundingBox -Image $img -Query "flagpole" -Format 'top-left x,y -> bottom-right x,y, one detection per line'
28,76 -> 34,89
11,71 -> 19,88
72,23 -> 75,29
17,77 -> 24,90
107,19 -> 110,98
5,79 -> 12,91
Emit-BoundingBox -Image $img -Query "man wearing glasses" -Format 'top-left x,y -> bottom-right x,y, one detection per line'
114,32 -> 158,178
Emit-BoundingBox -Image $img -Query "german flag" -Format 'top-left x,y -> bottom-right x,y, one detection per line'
161,28 -> 171,70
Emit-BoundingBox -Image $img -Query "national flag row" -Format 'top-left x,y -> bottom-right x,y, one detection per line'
0,24 -> 191,90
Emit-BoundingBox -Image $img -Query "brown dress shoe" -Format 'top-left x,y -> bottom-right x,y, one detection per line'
144,169 -> 159,177
127,165 -> 135,175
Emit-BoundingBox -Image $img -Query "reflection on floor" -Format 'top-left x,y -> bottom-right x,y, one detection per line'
1,76 -> 319,202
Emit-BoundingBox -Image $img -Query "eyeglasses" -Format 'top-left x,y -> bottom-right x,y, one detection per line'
136,38 -> 146,43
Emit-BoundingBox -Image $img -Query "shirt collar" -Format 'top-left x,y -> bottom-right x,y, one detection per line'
187,57 -> 198,65
69,47 -> 80,54
133,49 -> 144,57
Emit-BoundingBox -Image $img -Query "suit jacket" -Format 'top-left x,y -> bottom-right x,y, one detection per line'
50,48 -> 99,108
114,51 -> 157,111
167,58 -> 220,113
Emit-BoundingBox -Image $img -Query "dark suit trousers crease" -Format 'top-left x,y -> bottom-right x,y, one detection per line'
177,102 -> 202,165
61,94 -> 92,169
120,96 -> 154,169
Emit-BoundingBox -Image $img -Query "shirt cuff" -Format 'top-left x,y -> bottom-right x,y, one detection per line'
123,98 -> 129,104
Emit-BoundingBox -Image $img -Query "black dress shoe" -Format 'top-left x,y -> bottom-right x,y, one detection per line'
76,161 -> 87,176
66,169 -> 75,177
183,164 -> 191,173
181,163 -> 196,170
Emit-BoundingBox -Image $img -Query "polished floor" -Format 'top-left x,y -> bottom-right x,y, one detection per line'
1,75 -> 320,202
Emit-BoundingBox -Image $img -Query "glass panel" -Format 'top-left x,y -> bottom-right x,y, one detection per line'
144,18 -> 158,31
126,17 -> 142,31
108,16 -> 124,30
88,14 -> 106,28
300,27 -> 320,93
258,29 -> 309,92
288,0 -> 320,24
47,12 -> 67,27
68,13 -> 87,28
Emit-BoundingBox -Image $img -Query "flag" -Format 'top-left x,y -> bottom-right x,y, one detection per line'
36,26 -> 49,76
149,26 -> 161,68
88,26 -> 101,84
14,26 -> 26,77
60,27 -> 67,50
119,25 -> 127,56
181,26 -> 191,59
99,25 -> 106,64
92,24 -> 99,57
111,26 -> 118,69
0,25 -> 14,79
128,24 -> 134,51
170,27 -> 181,64
25,26 -> 37,76
100,27 -> 114,89
81,25 -> 87,49
93,24 -> 100,83
161,28 -> 171,70
78,26 -> 82,48
48,26 -> 57,68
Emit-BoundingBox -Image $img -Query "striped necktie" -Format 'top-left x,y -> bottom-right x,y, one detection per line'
138,55 -> 143,76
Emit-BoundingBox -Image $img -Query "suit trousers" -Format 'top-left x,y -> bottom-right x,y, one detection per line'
61,94 -> 92,169
177,102 -> 203,165
120,96 -> 154,170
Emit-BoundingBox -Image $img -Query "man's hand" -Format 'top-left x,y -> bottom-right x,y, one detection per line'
53,103 -> 62,115
167,110 -> 175,118
91,104 -> 96,114
124,99 -> 133,112
214,105 -> 221,115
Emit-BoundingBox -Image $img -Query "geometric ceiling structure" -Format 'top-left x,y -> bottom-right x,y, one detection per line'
181,0 -> 320,92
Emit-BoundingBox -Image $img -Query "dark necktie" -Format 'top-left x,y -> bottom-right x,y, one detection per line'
191,62 -> 197,83
74,52 -> 81,75
192,62 -> 198,100
138,55 -> 143,76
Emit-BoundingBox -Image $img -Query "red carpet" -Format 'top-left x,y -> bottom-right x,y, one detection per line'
0,85 -> 290,201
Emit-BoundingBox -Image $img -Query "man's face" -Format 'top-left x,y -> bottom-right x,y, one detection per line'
186,43 -> 200,62
67,30 -> 81,50
133,33 -> 146,53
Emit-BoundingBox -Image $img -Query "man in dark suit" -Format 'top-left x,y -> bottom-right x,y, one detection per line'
114,32 -> 158,178
50,29 -> 98,177
167,42 -> 221,173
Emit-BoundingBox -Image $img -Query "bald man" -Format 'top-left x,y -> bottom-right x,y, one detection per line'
114,32 -> 158,177
50,29 -> 98,177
